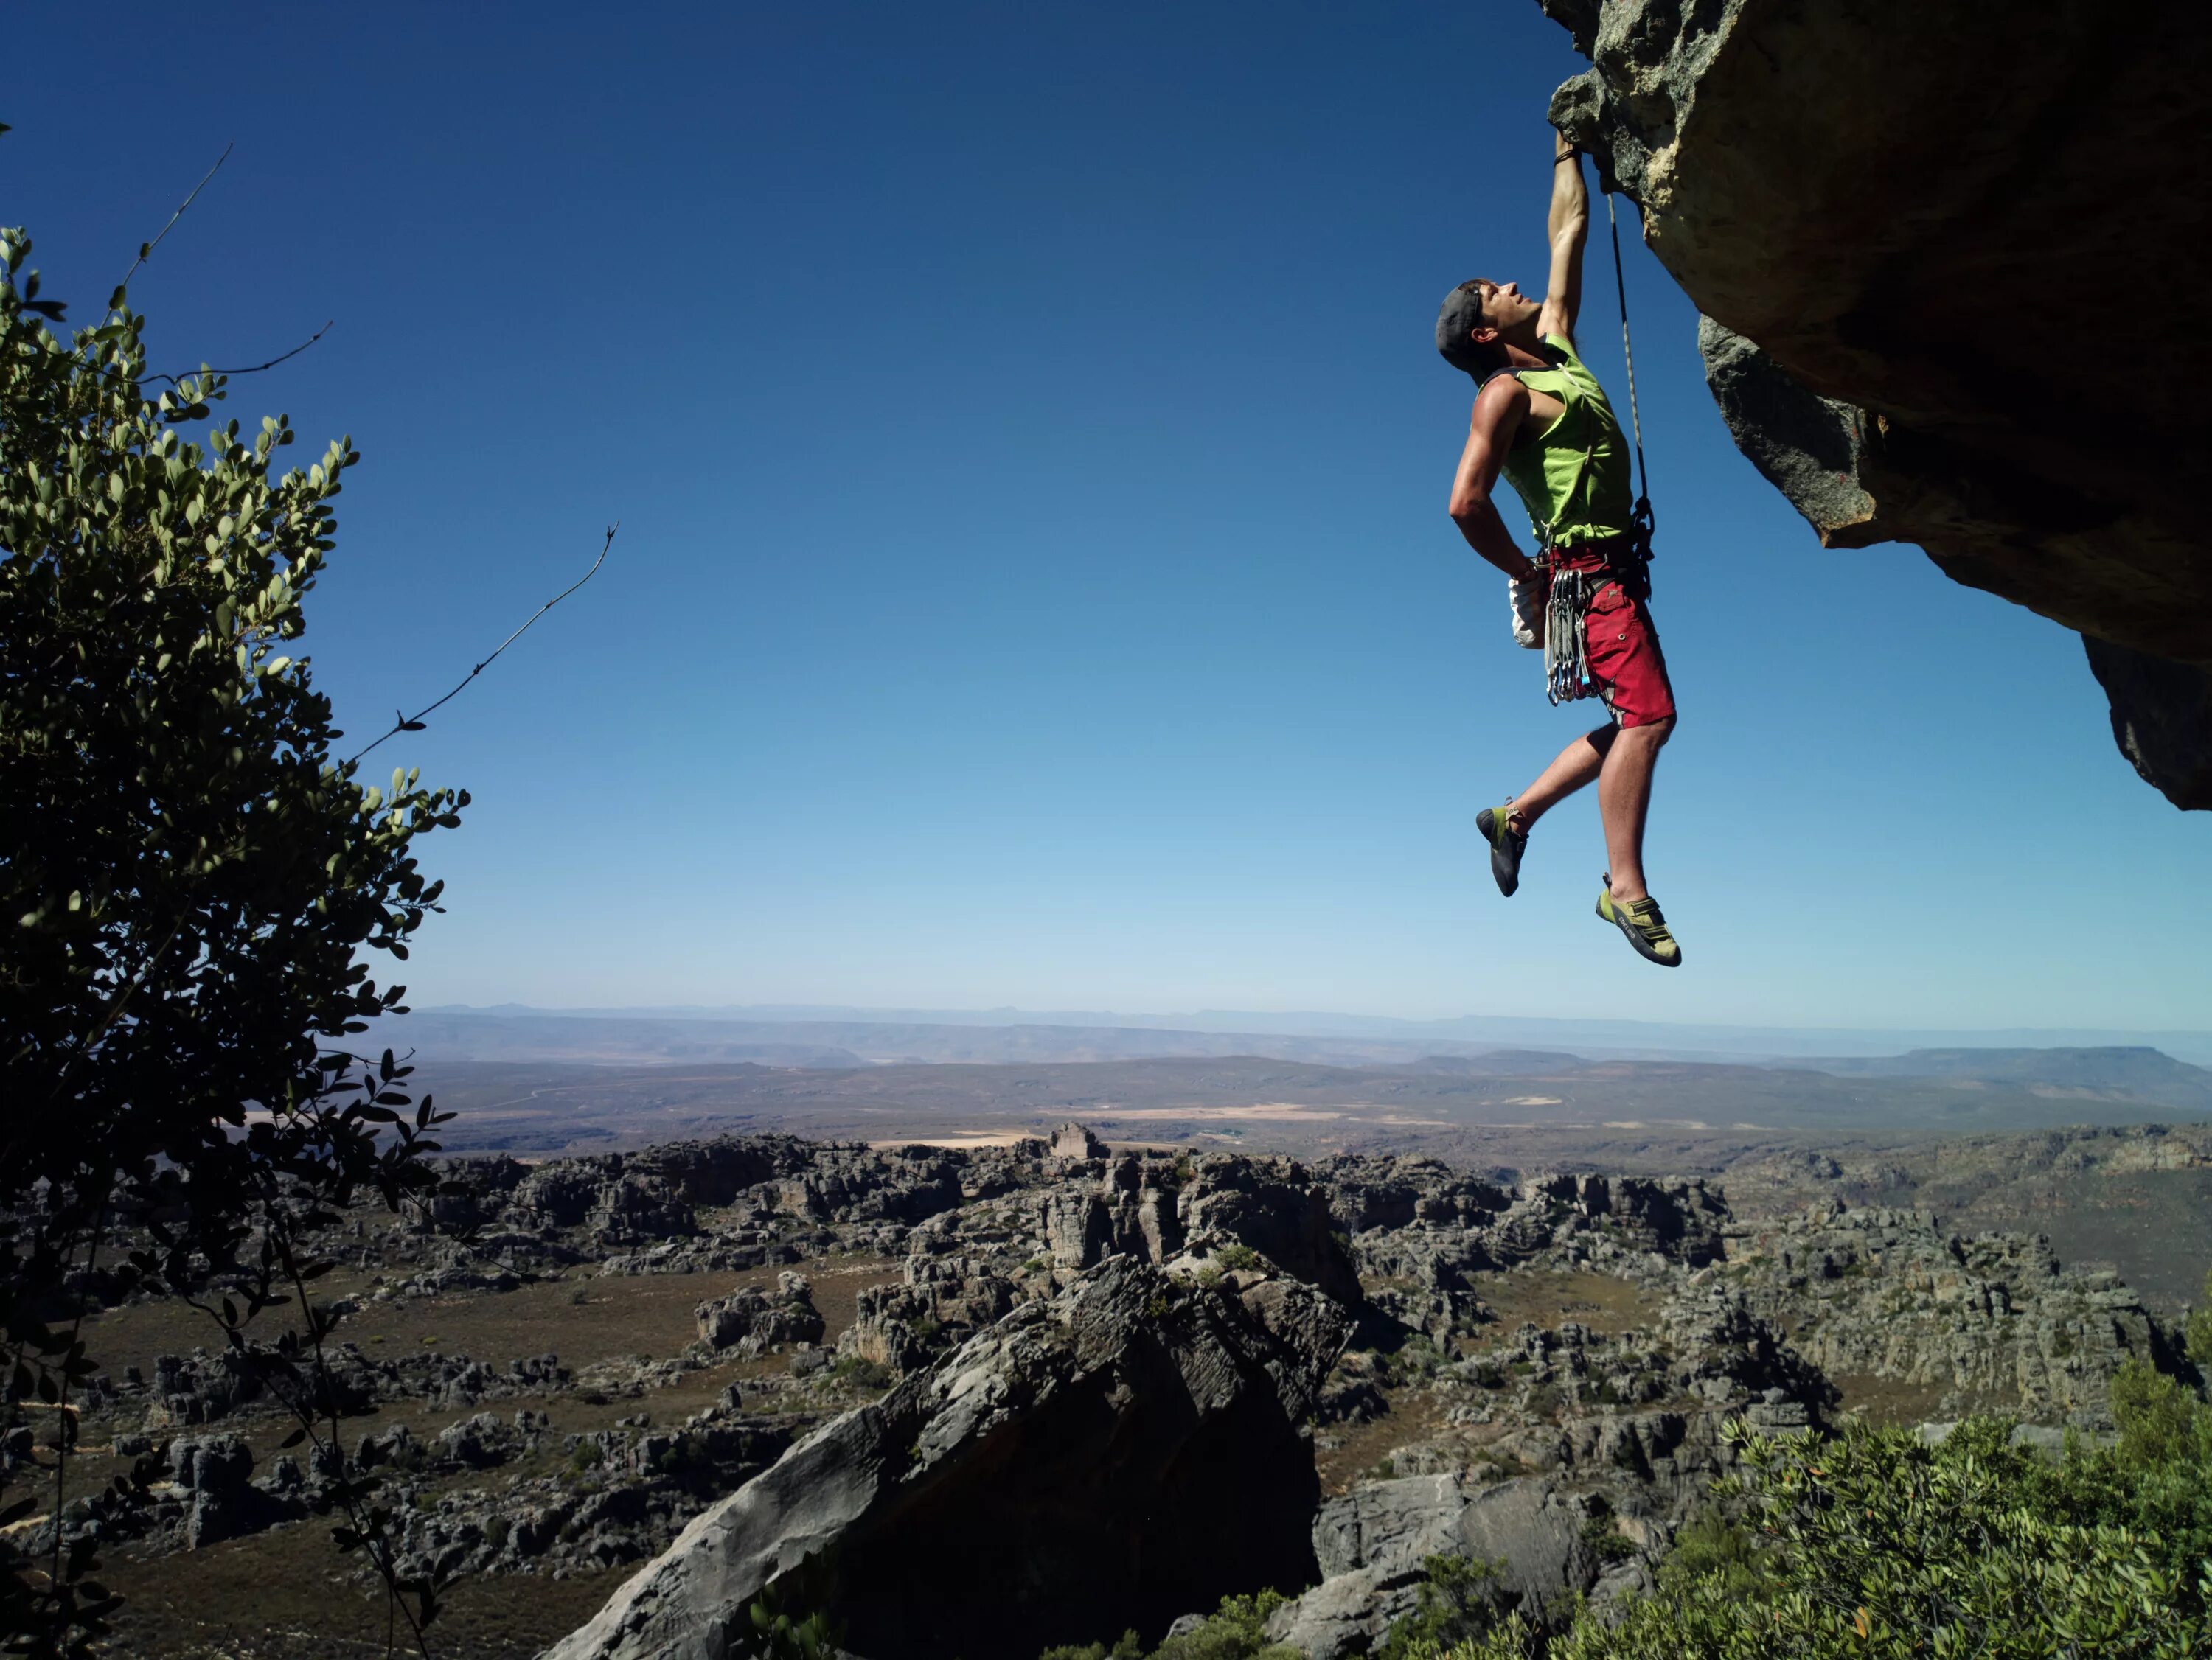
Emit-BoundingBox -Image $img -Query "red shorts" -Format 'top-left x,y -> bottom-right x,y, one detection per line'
1551,548 -> 1677,728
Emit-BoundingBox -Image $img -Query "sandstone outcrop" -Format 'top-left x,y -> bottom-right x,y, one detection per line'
543,1257 -> 1352,1660
1720,1202 -> 2177,1424
1266,1476 -> 1596,1659
34,1124 -> 2193,1656
693,1272 -> 824,1356
1540,0 -> 2212,806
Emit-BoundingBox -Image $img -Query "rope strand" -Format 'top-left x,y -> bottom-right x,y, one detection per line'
1606,191 -> 1650,510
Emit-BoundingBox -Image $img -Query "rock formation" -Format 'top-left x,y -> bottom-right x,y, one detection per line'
544,1258 -> 1351,1660
1266,1476 -> 1598,1659
1539,0 -> 2212,807
27,1124 -> 2192,1656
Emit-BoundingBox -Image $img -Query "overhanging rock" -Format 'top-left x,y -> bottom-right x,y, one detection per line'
542,1256 -> 1351,1660
1540,0 -> 2212,808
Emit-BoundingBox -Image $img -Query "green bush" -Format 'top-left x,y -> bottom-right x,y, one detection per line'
1399,1409 -> 2212,1659
1576,1514 -> 1635,1566
1155,1590 -> 1299,1660
2185,1268 -> 2212,1371
1040,1634 -> 1144,1660
1376,1556 -> 1507,1659
832,1355 -> 891,1390
1214,1244 -> 1264,1273
1037,1590 -> 1300,1660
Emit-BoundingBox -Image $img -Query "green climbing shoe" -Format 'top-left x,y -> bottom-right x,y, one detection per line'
1475,803 -> 1527,897
1596,882 -> 1682,967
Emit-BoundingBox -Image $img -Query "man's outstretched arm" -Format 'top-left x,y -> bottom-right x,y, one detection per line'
1537,130 -> 1589,343
1448,376 -> 1538,582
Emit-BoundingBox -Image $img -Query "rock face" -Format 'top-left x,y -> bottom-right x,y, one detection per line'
545,1257 -> 1352,1660
1267,1476 -> 1596,1660
1540,0 -> 2212,807
693,1273 -> 824,1356
1721,1202 -> 2176,1424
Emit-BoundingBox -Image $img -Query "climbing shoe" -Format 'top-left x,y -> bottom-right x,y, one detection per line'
1475,803 -> 1528,897
1596,881 -> 1682,967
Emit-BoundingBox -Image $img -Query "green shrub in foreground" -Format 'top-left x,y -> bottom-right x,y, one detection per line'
1404,1409 -> 2212,1659
1039,1590 -> 1298,1660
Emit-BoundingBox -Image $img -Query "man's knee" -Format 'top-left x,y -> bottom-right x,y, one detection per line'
1608,714 -> 1674,744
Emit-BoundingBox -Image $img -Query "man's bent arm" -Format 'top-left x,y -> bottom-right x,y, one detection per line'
1448,378 -> 1538,582
1537,130 -> 1588,342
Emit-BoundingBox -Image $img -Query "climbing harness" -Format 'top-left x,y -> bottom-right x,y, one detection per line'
1540,185 -> 1658,708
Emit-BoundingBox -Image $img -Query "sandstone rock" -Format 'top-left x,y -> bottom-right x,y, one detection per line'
1180,1156 -> 1363,1305
1542,0 -> 2212,806
544,1257 -> 1350,1660
1266,1475 -> 1595,1659
1719,1203 -> 2174,1426
1050,1121 -> 1109,1160
694,1279 -> 825,1356
167,1434 -> 265,1549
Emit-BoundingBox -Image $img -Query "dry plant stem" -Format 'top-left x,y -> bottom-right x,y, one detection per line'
110,143 -> 233,302
145,318 -> 335,388
349,523 -> 621,767
44,1194 -> 111,1595
186,1202 -> 438,1658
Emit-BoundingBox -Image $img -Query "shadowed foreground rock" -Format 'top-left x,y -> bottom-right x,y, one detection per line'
1540,0 -> 2212,808
543,1256 -> 1351,1660
1267,1476 -> 1600,1659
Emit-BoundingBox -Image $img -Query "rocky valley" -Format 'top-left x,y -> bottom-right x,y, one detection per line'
15,1119 -> 2197,1659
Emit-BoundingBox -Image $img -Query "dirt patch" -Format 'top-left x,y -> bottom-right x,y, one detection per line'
1466,1270 -> 1665,1338
60,1253 -> 905,1656
1313,1382 -> 1458,1496
1828,1371 -> 1953,1426
81,1252 -> 900,1390
96,1519 -> 622,1659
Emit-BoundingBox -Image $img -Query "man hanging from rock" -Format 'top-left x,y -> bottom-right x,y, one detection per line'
1433,128 -> 1681,967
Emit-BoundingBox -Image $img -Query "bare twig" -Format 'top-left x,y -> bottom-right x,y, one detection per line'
183,1204 -> 439,1659
147,318 -> 335,388
347,523 -> 619,767
46,1193 -> 112,1596
111,143 -> 234,306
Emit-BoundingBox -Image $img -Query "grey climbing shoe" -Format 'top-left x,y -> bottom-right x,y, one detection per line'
1475,803 -> 1527,897
1596,880 -> 1681,967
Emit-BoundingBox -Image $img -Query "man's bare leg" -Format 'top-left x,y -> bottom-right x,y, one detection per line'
1598,718 -> 1673,902
1504,729 -> 1610,831
1506,725 -> 1613,833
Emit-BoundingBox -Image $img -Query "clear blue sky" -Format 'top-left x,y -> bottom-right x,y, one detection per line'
9,4 -> 2204,1031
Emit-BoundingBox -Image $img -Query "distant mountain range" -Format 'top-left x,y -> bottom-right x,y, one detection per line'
384,1008 -> 2212,1103
410,1003 -> 2212,1067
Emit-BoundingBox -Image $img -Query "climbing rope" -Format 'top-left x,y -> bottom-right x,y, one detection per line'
1543,182 -> 1658,709
1604,189 -> 1658,580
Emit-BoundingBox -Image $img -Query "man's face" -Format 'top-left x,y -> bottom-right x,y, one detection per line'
1464,277 -> 1540,343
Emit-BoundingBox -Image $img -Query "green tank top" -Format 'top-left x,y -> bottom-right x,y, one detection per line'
1496,333 -> 1634,547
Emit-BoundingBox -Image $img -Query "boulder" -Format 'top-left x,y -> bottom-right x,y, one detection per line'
1265,1475 -> 1596,1659
1050,1121 -> 1109,1160
544,1257 -> 1351,1660
167,1434 -> 261,1549
1541,0 -> 2212,807
1180,1157 -> 1363,1305
694,1277 -> 825,1356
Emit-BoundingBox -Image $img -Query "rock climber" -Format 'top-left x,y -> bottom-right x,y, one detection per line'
1433,129 -> 1681,967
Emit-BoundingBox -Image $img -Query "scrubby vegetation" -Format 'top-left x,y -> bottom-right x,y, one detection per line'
1,198 -> 471,1651
1375,1556 -> 1507,1659
1400,1384 -> 2212,1657
1040,1590 -> 1300,1660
